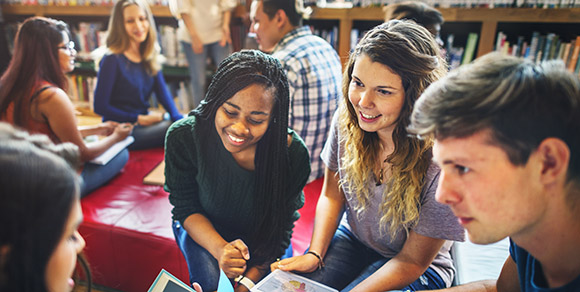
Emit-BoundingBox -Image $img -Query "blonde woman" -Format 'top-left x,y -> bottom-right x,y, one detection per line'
273,21 -> 464,292
93,0 -> 183,150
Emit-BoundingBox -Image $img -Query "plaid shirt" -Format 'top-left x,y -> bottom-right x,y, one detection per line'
272,26 -> 343,183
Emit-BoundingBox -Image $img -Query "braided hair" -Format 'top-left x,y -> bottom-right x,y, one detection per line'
193,50 -> 292,264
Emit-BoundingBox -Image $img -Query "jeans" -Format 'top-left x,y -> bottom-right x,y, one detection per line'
173,220 -> 221,291
80,148 -> 129,197
302,225 -> 446,291
129,119 -> 172,150
181,41 -> 231,109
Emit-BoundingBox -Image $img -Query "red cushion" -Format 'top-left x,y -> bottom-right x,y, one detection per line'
80,148 -> 189,292
292,177 -> 323,255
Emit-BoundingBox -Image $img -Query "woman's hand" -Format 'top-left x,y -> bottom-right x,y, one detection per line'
111,123 -> 133,141
218,239 -> 250,279
137,112 -> 164,126
220,25 -> 232,47
191,34 -> 204,54
98,121 -> 119,136
270,253 -> 319,273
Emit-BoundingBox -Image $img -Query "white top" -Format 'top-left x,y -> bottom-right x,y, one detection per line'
171,0 -> 237,45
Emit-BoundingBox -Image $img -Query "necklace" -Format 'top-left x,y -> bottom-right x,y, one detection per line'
376,158 -> 388,186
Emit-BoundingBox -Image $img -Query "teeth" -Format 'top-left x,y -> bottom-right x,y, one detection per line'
361,112 -> 379,119
228,134 -> 244,143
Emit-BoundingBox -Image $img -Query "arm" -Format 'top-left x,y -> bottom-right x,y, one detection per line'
38,88 -> 132,162
275,167 -> 345,272
219,9 -> 232,47
180,12 -> 203,54
428,256 -> 520,292
182,213 -> 250,279
78,121 -> 119,137
350,231 -> 445,292
153,71 -> 183,121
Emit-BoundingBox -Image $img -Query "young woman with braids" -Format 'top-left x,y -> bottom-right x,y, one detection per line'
165,50 -> 310,292
273,20 -> 464,292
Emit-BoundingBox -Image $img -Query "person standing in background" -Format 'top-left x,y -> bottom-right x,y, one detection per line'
250,0 -> 342,183
170,0 -> 237,109
384,1 -> 445,55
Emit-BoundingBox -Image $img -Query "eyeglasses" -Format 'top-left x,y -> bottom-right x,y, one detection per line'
58,41 -> 76,52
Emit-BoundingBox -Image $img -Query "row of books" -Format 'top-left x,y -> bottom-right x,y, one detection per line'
4,0 -> 174,6
67,74 -> 96,111
495,32 -> 580,74
345,0 -> 580,8
308,25 -> 339,51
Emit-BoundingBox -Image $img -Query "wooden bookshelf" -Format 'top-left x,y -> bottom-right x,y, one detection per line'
3,4 -> 579,60
310,7 -> 580,60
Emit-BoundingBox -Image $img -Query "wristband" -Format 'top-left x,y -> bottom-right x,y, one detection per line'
235,275 -> 255,290
306,250 -> 325,270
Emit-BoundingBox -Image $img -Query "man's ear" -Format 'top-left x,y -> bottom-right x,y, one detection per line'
537,138 -> 570,186
274,9 -> 289,30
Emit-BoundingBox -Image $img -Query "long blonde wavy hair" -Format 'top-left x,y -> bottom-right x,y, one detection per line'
105,0 -> 161,75
338,20 -> 447,238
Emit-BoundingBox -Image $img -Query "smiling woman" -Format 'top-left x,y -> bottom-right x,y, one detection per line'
164,50 -> 311,291
92,0 -> 184,150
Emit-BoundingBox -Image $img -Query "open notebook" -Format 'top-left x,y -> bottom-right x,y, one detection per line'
89,136 -> 134,165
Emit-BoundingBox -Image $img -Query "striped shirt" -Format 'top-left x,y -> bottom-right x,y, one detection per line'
272,26 -> 343,183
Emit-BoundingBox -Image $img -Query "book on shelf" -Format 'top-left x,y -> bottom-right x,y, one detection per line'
568,36 -> 580,72
461,33 -> 479,65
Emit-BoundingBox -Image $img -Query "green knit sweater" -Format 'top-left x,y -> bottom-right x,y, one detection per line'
164,115 -> 310,256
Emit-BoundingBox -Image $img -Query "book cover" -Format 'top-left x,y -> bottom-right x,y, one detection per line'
148,269 -> 193,292
568,36 -> 580,72
252,269 -> 338,292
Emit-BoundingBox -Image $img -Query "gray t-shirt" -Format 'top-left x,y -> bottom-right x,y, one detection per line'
320,113 -> 465,287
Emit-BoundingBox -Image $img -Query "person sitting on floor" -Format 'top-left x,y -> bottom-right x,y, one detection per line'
165,50 -> 310,292
409,52 -> 580,291
93,0 -> 183,150
0,16 -> 133,197
273,21 -> 464,292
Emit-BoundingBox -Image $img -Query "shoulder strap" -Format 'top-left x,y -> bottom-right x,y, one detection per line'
31,85 -> 54,101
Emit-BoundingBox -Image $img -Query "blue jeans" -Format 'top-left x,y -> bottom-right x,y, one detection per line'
80,148 -> 129,197
181,41 -> 231,109
301,226 -> 446,291
129,119 -> 172,150
173,220 -> 221,291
